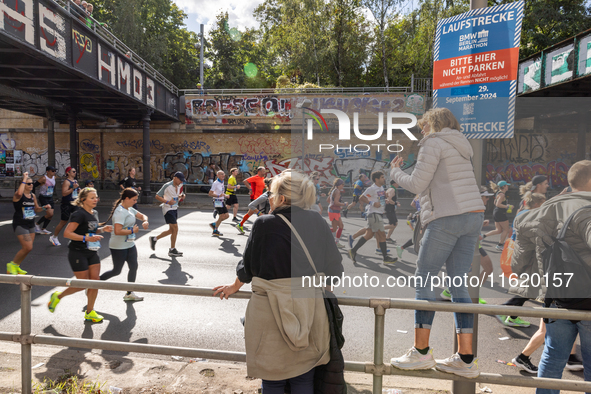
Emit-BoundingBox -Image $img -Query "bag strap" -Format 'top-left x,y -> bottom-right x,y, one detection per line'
277,214 -> 319,275
556,204 -> 591,240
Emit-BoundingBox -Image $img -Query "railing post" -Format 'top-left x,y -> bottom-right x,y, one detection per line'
371,299 -> 389,394
21,282 -> 32,394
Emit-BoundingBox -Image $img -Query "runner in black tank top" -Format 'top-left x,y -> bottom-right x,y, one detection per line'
50,167 -> 80,246
7,172 -> 51,275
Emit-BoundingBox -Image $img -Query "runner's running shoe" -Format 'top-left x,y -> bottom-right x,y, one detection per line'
123,292 -> 144,302
495,244 -> 504,251
149,236 -> 157,251
6,262 -> 17,275
84,310 -> 104,323
512,355 -> 538,374
479,298 -> 487,304
505,316 -> 530,327
236,224 -> 245,234
348,235 -> 354,249
336,241 -> 344,249
341,208 -> 348,218
435,353 -> 479,378
396,246 -> 404,259
566,354 -> 584,371
213,230 -> 223,237
383,255 -> 397,264
375,248 -> 391,254
49,235 -> 61,246
35,224 -> 42,234
391,347 -> 436,370
48,291 -> 61,312
441,289 -> 452,301
232,217 -> 240,223
495,315 -> 507,324
168,248 -> 183,257
348,249 -> 357,263
40,229 -> 52,235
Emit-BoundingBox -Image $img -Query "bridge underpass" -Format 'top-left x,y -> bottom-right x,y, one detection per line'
0,0 -> 180,202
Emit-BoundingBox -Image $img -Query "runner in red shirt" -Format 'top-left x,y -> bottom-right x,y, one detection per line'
237,167 -> 268,233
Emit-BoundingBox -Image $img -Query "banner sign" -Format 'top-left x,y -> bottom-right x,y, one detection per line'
433,1 -> 524,139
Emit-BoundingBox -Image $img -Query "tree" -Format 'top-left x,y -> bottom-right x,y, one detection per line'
363,0 -> 399,87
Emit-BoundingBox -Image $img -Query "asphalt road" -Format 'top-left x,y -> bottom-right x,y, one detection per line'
0,202 -> 584,382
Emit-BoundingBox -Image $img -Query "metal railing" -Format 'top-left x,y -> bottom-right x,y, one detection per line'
2,274 -> 591,394
181,75 -> 434,96
51,0 -> 179,95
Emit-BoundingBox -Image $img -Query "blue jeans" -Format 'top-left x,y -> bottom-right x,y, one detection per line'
262,369 -> 315,394
537,318 -> 591,394
414,212 -> 483,333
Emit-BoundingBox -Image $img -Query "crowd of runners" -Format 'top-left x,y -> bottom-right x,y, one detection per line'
5,146 -> 591,390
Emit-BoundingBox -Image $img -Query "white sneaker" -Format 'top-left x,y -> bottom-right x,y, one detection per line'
35,224 -> 42,233
123,292 -> 144,301
390,347 -> 436,370
49,235 -> 61,246
335,241 -> 345,249
41,229 -> 52,235
435,353 -> 479,378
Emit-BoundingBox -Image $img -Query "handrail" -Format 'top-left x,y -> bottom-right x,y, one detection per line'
2,274 -> 590,394
50,0 -> 179,95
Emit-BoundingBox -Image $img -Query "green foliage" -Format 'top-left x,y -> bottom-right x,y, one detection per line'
33,372 -> 105,393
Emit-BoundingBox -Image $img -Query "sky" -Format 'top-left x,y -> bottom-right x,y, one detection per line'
172,0 -> 418,37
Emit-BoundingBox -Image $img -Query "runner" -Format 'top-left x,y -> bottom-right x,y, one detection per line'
150,171 -> 185,257
327,178 -> 347,248
50,167 -> 80,246
237,166 -> 267,233
482,180 -> 513,250
237,178 -> 272,234
34,166 -> 57,235
385,180 -> 400,242
348,171 -> 397,265
310,171 -> 325,214
119,167 -> 142,210
225,168 -> 241,222
209,170 -> 229,236
47,187 -> 113,323
343,173 -> 369,218
99,188 -> 149,301
517,175 -> 548,212
7,172 -> 51,275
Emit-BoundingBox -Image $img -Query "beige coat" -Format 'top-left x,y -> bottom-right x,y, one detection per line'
244,277 -> 330,381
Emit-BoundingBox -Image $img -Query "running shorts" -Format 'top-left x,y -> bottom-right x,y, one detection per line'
164,210 -> 178,224
68,248 -> 100,272
13,224 -> 35,235
39,195 -> 54,209
226,194 -> 238,206
328,212 -> 341,222
368,213 -> 385,232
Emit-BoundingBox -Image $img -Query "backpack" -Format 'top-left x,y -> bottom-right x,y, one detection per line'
542,205 -> 591,311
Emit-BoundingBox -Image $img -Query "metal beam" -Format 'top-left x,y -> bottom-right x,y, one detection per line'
0,84 -> 66,110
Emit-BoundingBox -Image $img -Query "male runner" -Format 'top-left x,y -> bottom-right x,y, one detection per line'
348,171 -> 397,264
237,166 -> 267,233
225,168 -> 241,222
209,170 -> 229,236
150,171 -> 185,257
50,167 -> 80,246
343,173 -> 370,218
35,166 -> 57,234
385,180 -> 400,242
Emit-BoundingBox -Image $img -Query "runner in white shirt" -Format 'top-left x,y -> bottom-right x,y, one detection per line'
209,170 -> 229,236
150,171 -> 185,257
348,171 -> 397,265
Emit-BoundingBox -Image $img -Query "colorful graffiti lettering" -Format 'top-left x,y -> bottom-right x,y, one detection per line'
115,139 -> 165,151
162,152 -> 245,183
22,150 -> 70,177
0,134 -> 17,150
80,139 -> 99,154
486,161 -> 570,187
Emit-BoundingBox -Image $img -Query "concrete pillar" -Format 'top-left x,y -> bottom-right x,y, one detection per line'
45,108 -> 56,168
68,112 -> 78,173
141,109 -> 153,204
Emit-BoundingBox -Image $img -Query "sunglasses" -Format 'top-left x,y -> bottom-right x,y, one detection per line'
24,182 -> 33,185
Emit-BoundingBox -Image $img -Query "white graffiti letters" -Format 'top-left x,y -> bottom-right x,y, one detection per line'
39,3 -> 66,61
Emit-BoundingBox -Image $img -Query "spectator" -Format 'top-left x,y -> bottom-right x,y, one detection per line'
389,107 -> 485,378
213,169 -> 344,393
512,160 -> 591,394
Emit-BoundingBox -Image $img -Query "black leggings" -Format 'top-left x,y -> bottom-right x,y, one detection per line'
101,246 -> 138,283
503,295 -> 528,319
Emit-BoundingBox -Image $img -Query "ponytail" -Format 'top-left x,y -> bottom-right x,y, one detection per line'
519,181 -> 533,196
100,188 -> 138,226
489,181 -> 500,193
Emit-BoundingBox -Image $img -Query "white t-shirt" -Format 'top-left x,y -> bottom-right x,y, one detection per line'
109,205 -> 138,250
156,180 -> 182,214
211,179 -> 225,207
362,184 -> 386,215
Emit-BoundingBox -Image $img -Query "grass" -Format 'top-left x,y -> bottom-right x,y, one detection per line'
32,372 -> 107,394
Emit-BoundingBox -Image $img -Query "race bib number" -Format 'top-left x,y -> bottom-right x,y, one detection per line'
126,227 -> 136,243
214,197 -> 224,208
87,233 -> 100,251
72,189 -> 78,199
171,197 -> 179,209
45,186 -> 54,196
23,206 -> 35,220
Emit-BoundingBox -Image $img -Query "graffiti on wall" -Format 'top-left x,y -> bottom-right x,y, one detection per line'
0,134 -> 17,150
162,152 -> 245,183
80,137 -> 101,180
487,134 -> 548,164
22,150 -> 71,177
485,161 -> 570,187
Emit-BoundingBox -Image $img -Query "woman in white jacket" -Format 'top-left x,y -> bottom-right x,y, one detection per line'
389,108 -> 485,378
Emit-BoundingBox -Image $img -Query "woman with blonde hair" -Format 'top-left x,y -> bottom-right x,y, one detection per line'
213,169 -> 344,393
390,107 -> 485,378
483,180 -> 513,250
47,187 -> 112,323
517,175 -> 548,212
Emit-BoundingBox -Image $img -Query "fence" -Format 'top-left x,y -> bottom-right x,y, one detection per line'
1,274 -> 591,394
